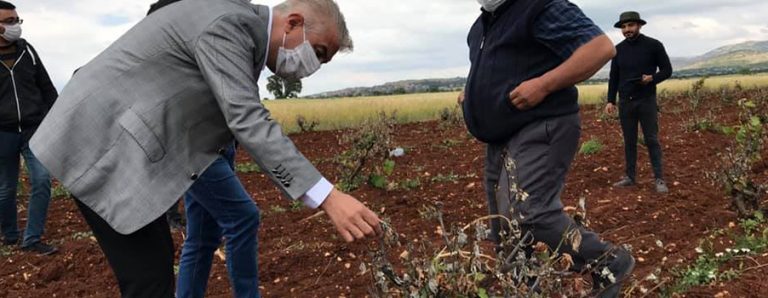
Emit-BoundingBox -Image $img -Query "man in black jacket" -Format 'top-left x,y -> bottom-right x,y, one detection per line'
605,11 -> 672,193
0,0 -> 58,255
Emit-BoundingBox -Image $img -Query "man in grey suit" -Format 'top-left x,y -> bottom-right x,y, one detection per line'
29,0 -> 381,297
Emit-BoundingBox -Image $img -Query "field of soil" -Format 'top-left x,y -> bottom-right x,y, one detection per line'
1,89 -> 767,297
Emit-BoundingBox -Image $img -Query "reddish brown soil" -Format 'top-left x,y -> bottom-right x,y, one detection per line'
0,92 -> 766,297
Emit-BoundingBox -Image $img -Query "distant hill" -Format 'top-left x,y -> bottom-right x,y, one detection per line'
681,40 -> 768,70
592,40 -> 768,80
308,77 -> 465,98
309,40 -> 768,98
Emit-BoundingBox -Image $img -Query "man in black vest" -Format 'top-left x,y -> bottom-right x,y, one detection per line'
605,11 -> 672,193
462,0 -> 634,296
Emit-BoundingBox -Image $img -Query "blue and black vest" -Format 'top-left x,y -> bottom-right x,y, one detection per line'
463,0 -> 580,144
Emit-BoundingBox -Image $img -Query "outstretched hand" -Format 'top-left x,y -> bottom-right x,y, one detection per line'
320,188 -> 382,242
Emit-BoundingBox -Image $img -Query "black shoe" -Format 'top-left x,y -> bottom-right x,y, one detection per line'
21,242 -> 59,256
612,176 -> 635,187
2,238 -> 19,246
592,246 -> 635,298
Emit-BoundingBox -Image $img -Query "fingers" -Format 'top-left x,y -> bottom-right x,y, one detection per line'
509,90 -> 529,110
365,211 -> 383,235
350,208 -> 381,239
342,215 -> 377,242
324,190 -> 383,242
361,209 -> 382,235
330,203 -> 381,242
336,217 -> 365,242
354,218 -> 375,237
339,228 -> 354,243
347,224 -> 365,241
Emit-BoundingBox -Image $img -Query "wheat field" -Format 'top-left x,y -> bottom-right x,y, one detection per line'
266,73 -> 768,132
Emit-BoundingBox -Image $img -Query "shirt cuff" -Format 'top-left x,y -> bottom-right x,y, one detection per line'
300,177 -> 333,209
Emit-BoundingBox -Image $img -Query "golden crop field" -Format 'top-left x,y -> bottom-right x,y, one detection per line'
578,73 -> 768,105
264,92 -> 461,133
266,73 -> 768,132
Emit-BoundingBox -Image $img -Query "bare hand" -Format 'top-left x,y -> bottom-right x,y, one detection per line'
320,188 -> 382,242
457,90 -> 465,105
604,103 -> 617,115
641,74 -> 654,85
509,77 -> 551,110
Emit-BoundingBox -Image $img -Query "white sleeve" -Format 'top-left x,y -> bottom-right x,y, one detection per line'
299,177 -> 333,209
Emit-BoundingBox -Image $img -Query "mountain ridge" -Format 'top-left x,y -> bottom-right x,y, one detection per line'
308,40 -> 768,98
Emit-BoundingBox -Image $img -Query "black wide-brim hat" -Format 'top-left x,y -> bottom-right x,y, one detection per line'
614,11 -> 647,28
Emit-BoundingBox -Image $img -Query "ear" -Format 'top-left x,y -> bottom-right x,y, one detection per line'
284,13 -> 305,33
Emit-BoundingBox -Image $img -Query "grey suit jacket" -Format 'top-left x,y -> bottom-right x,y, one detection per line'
29,0 -> 322,234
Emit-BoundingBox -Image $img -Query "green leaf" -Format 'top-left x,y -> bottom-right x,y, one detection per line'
720,126 -> 736,135
369,174 -> 387,189
383,159 -> 396,175
750,116 -> 761,127
473,272 -> 487,282
755,211 -> 765,222
477,288 -> 489,298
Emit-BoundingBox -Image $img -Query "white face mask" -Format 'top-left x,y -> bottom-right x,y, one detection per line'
1,24 -> 21,42
275,27 -> 321,81
477,0 -> 507,12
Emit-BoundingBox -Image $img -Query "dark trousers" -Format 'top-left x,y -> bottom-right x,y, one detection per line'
484,113 -> 610,270
166,200 -> 183,223
75,199 -> 175,298
619,97 -> 664,180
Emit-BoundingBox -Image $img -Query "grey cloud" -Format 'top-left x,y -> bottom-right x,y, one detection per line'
576,0 -> 759,17
19,0 -> 768,95
677,21 -> 699,30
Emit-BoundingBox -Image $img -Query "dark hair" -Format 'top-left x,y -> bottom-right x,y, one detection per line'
147,0 -> 182,15
0,1 -> 15,10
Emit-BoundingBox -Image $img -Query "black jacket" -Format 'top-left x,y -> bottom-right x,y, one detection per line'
0,39 -> 57,141
607,34 -> 672,103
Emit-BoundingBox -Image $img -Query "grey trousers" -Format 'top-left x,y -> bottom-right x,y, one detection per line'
484,113 -> 611,271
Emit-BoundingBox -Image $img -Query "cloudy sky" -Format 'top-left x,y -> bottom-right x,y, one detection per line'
14,0 -> 768,96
